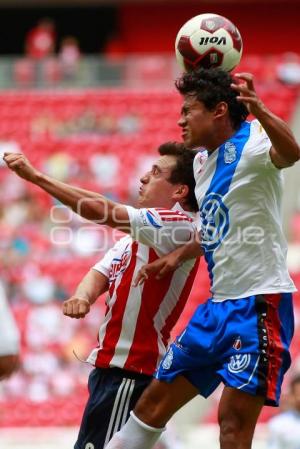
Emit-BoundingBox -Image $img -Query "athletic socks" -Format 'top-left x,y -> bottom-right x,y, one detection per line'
105,411 -> 165,449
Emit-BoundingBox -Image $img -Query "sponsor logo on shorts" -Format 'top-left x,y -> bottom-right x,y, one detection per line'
85,443 -> 95,449
162,347 -> 173,370
228,354 -> 251,373
233,336 -> 242,351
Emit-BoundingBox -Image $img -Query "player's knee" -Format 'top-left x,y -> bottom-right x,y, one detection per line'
0,355 -> 19,380
219,417 -> 238,448
134,382 -> 169,428
219,416 -> 251,449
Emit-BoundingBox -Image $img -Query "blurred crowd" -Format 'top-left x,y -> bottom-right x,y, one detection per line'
0,163 -> 103,406
0,120 -> 144,413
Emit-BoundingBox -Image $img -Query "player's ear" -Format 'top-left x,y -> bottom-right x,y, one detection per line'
214,101 -> 228,120
173,184 -> 189,201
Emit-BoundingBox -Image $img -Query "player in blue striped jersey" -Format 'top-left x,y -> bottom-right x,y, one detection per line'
105,68 -> 300,449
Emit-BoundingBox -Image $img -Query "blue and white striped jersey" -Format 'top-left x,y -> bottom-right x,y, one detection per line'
195,119 -> 296,301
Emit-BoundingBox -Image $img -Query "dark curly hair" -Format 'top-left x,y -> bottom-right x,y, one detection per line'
175,67 -> 249,130
158,142 -> 198,212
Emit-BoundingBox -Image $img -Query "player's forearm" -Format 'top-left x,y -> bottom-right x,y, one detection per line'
176,239 -> 203,264
34,172 -> 118,222
256,106 -> 300,164
74,270 -> 109,305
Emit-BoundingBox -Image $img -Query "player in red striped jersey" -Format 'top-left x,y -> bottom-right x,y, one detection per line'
4,142 -> 202,449
0,281 -> 20,380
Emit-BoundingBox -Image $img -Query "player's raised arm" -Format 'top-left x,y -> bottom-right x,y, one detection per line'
3,152 -> 130,229
63,269 -> 109,319
231,73 -> 300,168
133,231 -> 203,285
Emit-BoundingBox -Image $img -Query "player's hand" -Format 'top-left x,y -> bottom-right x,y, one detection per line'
133,253 -> 181,286
62,297 -> 91,319
0,355 -> 20,380
231,73 -> 266,117
3,152 -> 40,182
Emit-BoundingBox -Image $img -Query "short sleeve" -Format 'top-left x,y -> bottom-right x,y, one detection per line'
92,238 -> 126,278
246,120 -> 275,169
125,205 -> 196,255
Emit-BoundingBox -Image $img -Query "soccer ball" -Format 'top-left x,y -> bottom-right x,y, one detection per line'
175,13 -> 243,72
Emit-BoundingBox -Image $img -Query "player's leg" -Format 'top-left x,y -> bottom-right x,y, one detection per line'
216,293 -> 295,449
105,375 -> 199,449
135,375 -> 198,426
105,299 -> 225,449
75,367 -> 152,449
218,386 -> 264,449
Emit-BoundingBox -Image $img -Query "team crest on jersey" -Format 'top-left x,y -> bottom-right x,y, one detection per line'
85,443 -> 95,449
233,336 -> 242,351
162,347 -> 173,370
224,142 -> 237,164
228,354 -> 251,373
109,250 -> 130,282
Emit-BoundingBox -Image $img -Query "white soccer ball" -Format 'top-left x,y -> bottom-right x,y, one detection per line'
175,13 -> 243,72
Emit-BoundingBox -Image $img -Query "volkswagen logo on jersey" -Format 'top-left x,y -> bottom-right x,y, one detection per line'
224,142 -> 237,164
85,443 -> 95,449
162,347 -> 173,370
200,193 -> 229,251
228,354 -> 251,373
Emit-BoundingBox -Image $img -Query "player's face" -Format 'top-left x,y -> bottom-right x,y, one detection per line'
178,94 -> 215,149
138,155 -> 179,208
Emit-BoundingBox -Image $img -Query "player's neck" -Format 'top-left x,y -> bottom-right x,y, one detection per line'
206,121 -> 237,153
177,200 -> 192,212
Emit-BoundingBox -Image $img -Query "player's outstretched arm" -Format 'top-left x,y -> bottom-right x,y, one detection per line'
0,355 -> 20,380
231,73 -> 300,168
3,152 -> 130,229
133,235 -> 203,285
63,269 -> 109,319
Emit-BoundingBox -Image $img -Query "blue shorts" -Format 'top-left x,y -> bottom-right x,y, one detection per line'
156,293 -> 294,406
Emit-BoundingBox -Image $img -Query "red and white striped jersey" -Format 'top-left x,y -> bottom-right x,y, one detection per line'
87,203 -> 199,375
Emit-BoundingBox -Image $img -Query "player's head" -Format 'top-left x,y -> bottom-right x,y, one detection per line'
290,374 -> 300,412
176,67 -> 249,149
138,142 -> 198,212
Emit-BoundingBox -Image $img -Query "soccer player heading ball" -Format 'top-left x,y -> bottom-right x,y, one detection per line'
104,67 -> 300,449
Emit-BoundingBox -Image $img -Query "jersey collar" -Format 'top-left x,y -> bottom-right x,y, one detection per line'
172,202 -> 195,219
